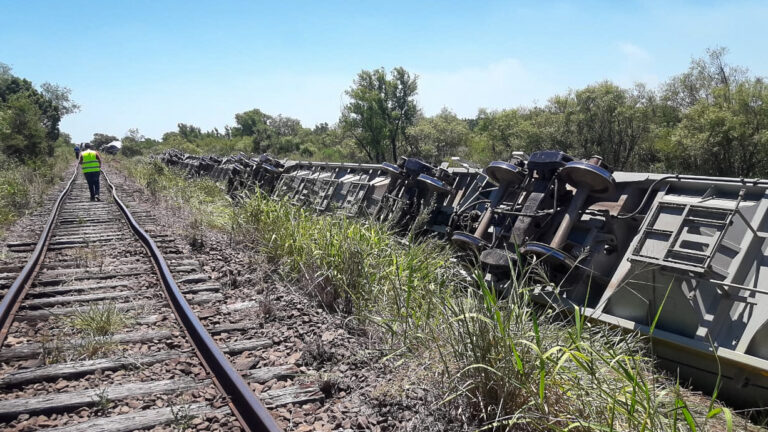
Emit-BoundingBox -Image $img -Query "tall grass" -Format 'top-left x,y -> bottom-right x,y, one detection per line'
0,148 -> 72,230
120,159 -> 232,229
120,158 -> 751,431
229,191 -> 452,318
436,272 -> 721,431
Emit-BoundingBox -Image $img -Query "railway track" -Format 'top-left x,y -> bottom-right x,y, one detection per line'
0,167 -> 298,431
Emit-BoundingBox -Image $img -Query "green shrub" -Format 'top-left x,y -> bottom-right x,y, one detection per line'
119,141 -> 144,157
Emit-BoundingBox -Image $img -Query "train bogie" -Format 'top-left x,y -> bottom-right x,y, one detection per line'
156,149 -> 768,409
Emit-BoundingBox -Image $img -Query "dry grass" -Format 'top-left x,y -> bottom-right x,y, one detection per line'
0,148 -> 72,231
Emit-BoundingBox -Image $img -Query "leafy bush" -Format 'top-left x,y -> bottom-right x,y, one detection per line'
119,141 -> 144,157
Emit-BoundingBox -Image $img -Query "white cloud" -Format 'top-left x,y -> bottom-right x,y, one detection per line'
619,42 -> 652,64
616,42 -> 659,87
416,58 -> 558,117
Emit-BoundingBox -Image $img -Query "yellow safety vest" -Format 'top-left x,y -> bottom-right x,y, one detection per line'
81,151 -> 100,173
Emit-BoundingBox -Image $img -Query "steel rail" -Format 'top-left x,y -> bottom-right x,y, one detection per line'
0,168 -> 78,344
102,170 -> 281,432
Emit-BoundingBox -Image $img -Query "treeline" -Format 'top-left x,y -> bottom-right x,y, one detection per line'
0,63 -> 78,226
0,63 -> 78,160
121,47 -> 768,177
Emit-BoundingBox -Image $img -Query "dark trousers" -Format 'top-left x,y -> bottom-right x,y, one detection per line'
84,172 -> 100,198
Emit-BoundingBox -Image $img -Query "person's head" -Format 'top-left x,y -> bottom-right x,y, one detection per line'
83,143 -> 92,150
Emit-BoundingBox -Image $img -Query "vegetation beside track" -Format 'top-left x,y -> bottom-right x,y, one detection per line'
0,147 -> 73,230
0,62 -> 79,232
120,157 -> 760,431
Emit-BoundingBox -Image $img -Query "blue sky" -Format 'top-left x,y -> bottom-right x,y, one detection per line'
2,0 -> 767,143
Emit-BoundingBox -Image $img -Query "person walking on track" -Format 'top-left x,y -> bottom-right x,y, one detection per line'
79,143 -> 102,201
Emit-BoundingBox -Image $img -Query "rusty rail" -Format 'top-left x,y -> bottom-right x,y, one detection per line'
102,170 -> 282,432
0,166 -> 280,432
0,168 -> 78,343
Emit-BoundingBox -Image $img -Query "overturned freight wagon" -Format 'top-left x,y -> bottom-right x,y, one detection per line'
158,149 -> 768,408
588,174 -> 768,408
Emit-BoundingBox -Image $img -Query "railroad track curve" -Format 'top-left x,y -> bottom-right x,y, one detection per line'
0,166 -> 282,431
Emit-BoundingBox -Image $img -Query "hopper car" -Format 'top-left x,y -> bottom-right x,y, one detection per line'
158,148 -> 768,409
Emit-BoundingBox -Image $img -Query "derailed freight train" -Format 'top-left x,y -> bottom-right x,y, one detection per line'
159,149 -> 768,409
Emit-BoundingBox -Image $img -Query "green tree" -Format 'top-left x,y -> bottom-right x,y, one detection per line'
543,82 -> 657,170
663,47 -> 747,110
120,128 -> 152,157
0,63 -> 12,81
269,115 -> 302,138
0,74 -> 61,144
472,108 -> 542,162
39,82 -> 80,116
158,131 -> 201,154
90,133 -> 118,149
658,47 -> 768,177
407,107 -> 470,162
0,63 -> 78,155
313,122 -> 330,135
0,93 -> 48,159
340,67 -> 419,162
56,132 -> 74,148
669,79 -> 768,177
233,109 -> 274,152
124,128 -> 145,143
177,123 -> 202,141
